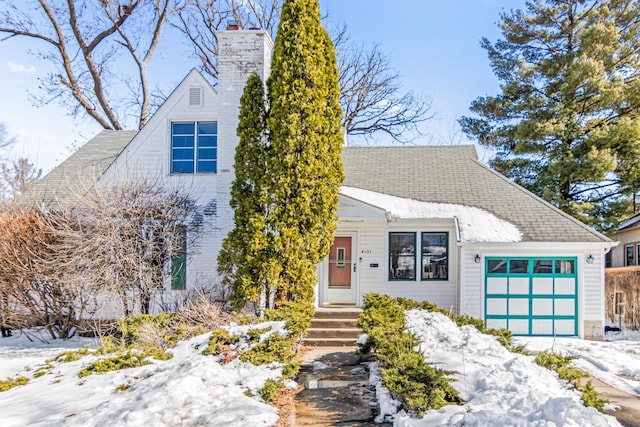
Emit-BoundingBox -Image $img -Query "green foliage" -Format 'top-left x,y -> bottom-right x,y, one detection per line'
357,293 -> 461,415
78,348 -> 171,378
381,345 -> 459,415
259,379 -> 285,402
535,351 -> 607,411
240,332 -> 295,366
265,300 -> 314,337
459,0 -> 640,231
53,347 -> 93,363
34,363 -> 55,378
281,361 -> 300,379
263,0 -> 344,305
535,352 -> 586,383
118,313 -> 175,348
202,329 -> 234,356
0,376 -> 29,391
218,73 -> 272,310
581,380 -> 607,412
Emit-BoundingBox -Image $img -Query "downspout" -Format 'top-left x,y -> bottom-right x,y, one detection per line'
454,216 -> 462,314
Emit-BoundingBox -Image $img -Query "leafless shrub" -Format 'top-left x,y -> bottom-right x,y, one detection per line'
67,179 -> 203,316
0,206 -> 89,339
174,288 -> 232,331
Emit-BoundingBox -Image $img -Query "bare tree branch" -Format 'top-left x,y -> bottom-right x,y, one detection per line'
0,1 -> 184,130
175,1 -> 432,142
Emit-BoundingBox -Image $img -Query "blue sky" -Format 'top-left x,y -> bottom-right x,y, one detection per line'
0,0 -> 512,172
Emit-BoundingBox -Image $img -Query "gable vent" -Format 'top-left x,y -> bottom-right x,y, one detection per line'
189,86 -> 203,107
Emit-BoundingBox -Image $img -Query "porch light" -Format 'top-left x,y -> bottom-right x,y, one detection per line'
474,254 -> 481,264
586,254 -> 594,264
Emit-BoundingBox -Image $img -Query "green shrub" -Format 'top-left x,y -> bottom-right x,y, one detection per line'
282,361 -> 300,379
53,347 -> 94,363
357,293 -> 461,415
246,327 -> 271,343
240,332 -> 295,366
535,351 -> 607,411
259,379 -> 285,402
202,329 -> 234,356
117,313 -> 175,348
581,380 -> 607,412
265,300 -> 314,337
0,376 -> 29,392
535,352 -> 586,384
78,348 -> 171,378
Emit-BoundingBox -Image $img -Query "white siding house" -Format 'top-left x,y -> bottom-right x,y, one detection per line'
27,29 -> 614,339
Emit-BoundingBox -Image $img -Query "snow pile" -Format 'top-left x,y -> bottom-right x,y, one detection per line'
392,310 -> 621,426
516,336 -> 640,398
340,186 -> 522,242
0,324 -> 286,427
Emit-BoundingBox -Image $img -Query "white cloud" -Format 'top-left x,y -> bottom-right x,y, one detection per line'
7,61 -> 36,73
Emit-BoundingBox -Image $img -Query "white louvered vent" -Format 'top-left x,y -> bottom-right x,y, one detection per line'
189,86 -> 203,107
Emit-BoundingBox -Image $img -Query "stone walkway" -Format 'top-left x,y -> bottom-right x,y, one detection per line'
590,377 -> 640,427
293,347 -> 384,426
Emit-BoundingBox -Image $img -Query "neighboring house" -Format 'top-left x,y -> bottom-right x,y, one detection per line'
608,212 -> 640,268
26,29 -> 615,339
605,213 -> 640,330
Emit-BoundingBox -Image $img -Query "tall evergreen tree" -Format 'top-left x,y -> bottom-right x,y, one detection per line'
265,0 -> 344,304
460,0 -> 640,231
218,73 -> 276,310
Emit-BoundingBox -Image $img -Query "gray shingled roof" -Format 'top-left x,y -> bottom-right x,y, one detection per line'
342,145 -> 610,243
26,132 -> 608,243
21,131 -> 136,210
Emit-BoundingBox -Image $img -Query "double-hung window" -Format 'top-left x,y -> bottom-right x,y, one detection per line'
171,121 -> 217,174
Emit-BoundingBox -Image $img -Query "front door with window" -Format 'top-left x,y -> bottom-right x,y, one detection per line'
321,235 -> 357,306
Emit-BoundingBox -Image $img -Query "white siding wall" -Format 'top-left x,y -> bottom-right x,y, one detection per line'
332,207 -> 458,309
459,248 -> 482,318
582,252 -> 604,321
98,31 -> 273,295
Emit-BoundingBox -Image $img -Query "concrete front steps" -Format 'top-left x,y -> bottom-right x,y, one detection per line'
303,307 -> 363,347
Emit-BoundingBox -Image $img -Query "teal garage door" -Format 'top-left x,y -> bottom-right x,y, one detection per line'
484,257 -> 578,336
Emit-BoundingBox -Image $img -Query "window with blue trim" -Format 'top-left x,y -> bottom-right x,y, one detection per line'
171,121 -> 217,173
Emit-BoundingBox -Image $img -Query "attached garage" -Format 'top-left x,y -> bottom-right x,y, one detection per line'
485,257 -> 578,336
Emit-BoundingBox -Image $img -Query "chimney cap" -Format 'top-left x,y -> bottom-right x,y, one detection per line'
226,19 -> 241,30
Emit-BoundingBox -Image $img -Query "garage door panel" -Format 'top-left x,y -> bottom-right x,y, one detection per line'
509,298 -> 529,316
532,278 -> 553,294
554,319 -> 576,335
554,299 -> 575,316
509,277 -> 529,294
486,277 -> 507,294
486,298 -> 507,315
532,319 -> 553,335
532,298 -> 553,316
555,278 -> 576,295
486,318 -> 506,330
509,319 -> 529,334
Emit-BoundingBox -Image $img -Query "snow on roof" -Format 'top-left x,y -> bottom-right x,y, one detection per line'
340,186 -> 522,243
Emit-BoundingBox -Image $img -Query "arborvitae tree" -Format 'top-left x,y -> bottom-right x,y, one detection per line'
265,0 -> 344,305
459,0 -> 640,231
218,73 -> 278,310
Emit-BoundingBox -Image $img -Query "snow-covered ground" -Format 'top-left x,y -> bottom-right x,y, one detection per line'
376,310 -> 626,427
515,332 -> 640,398
0,324 -> 286,427
2,317 -> 638,427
